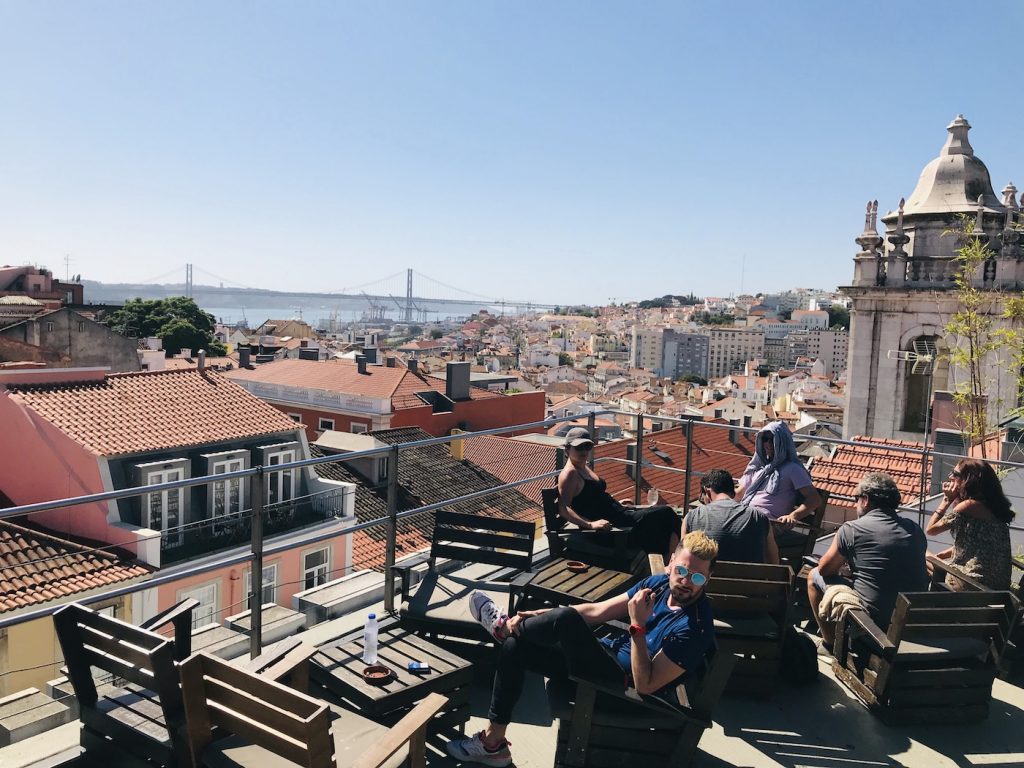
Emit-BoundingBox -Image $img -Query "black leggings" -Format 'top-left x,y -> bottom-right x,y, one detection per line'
488,606 -> 624,724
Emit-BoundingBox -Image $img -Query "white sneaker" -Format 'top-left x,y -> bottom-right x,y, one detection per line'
468,589 -> 509,641
446,730 -> 512,766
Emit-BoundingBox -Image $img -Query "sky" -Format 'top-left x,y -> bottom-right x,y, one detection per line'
1,2 -> 1023,307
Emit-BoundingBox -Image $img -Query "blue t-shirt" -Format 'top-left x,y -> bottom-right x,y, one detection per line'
599,575 -> 715,689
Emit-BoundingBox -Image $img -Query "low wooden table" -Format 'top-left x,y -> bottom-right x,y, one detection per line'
514,557 -> 642,610
311,622 -> 472,730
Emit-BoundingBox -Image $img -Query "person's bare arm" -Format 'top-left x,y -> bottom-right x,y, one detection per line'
557,467 -> 606,530
625,588 -> 686,694
778,485 -> 821,526
574,592 -> 629,625
816,537 -> 847,578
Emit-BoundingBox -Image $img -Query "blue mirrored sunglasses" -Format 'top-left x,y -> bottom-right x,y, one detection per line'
673,565 -> 707,586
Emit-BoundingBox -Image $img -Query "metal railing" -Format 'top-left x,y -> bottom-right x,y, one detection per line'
2,407 -> 1023,655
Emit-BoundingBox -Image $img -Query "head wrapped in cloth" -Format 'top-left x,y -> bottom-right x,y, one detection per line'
741,421 -> 800,501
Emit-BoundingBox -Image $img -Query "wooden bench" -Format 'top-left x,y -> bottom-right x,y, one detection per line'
831,590 -> 1019,724
54,602 -> 316,767
393,510 -> 536,641
179,651 -> 446,768
706,560 -> 794,696
542,487 -> 646,575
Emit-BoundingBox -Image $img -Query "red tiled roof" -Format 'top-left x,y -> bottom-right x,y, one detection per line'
0,520 -> 151,613
225,358 -> 501,411
6,369 -> 299,457
810,436 -> 927,509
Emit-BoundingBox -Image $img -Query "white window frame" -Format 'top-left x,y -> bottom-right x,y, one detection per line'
45,321 -> 55,332
266,448 -> 297,506
179,581 -> 219,629
302,547 -> 331,591
141,463 -> 186,546
244,562 -> 279,610
287,412 -> 302,423
350,422 -> 368,435
210,456 -> 246,525
318,417 -> 335,432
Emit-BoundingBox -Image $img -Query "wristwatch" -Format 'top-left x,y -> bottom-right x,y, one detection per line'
628,623 -> 645,638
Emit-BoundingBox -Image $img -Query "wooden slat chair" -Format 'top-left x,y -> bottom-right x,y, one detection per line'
54,602 -> 317,767
928,554 -> 1024,678
830,590 -> 1019,724
179,651 -> 446,768
776,488 -> 830,573
394,510 -> 536,641
541,487 -> 646,575
546,642 -> 735,767
706,561 -> 794,696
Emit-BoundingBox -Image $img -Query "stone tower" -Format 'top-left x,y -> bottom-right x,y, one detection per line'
843,116 -> 1022,441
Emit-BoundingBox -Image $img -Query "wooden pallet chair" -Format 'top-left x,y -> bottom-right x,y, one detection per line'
706,560 -> 794,696
393,510 -> 536,641
541,487 -> 647,575
53,602 -> 315,767
776,488 -> 830,573
830,590 -> 1019,724
546,640 -> 734,767
179,651 -> 446,768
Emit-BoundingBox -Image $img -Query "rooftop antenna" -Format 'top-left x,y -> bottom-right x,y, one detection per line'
740,254 -> 745,295
63,253 -> 74,283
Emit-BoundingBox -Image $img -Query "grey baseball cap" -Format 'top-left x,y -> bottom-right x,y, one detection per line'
564,427 -> 595,449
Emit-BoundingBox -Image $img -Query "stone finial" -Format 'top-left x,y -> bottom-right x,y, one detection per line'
896,197 -> 906,233
1003,182 -> 1019,210
941,114 -> 974,157
976,194 -> 985,230
869,200 -> 879,231
862,200 -> 873,232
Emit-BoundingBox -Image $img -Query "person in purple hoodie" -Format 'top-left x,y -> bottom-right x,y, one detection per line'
736,421 -> 821,545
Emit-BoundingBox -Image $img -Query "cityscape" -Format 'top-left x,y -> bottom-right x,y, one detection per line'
0,4 -> 1022,768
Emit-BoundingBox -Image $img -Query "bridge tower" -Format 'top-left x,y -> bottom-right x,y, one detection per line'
185,263 -> 193,299
405,268 -> 414,323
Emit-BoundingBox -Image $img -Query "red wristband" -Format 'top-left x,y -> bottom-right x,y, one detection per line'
628,623 -> 645,638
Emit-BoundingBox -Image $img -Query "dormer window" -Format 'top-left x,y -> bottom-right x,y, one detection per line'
136,458 -> 190,547
202,450 -> 249,528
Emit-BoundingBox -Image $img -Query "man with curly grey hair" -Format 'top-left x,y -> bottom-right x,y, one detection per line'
808,472 -> 928,647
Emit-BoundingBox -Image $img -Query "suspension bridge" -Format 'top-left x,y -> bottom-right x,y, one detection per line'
129,265 -> 558,322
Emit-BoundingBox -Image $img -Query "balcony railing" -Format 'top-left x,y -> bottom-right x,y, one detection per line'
2,408 -> 1024,655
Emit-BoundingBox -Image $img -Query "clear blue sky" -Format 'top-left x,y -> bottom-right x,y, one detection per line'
2,2 -> 1022,306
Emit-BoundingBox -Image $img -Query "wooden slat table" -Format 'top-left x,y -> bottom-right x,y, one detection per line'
311,623 -> 472,730
515,557 -> 642,609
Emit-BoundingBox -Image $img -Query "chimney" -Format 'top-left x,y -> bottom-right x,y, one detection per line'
239,347 -> 251,368
363,346 -> 378,364
181,348 -> 192,359
446,361 -> 471,401
356,355 -> 368,375
729,417 -> 740,446
408,358 -> 419,375
743,415 -> 752,428
931,429 -> 966,495
197,349 -> 206,372
386,356 -> 396,368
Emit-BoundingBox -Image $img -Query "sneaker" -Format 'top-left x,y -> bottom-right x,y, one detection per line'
468,589 -> 509,641
446,730 -> 512,766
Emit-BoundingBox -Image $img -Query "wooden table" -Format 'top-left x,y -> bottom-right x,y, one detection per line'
513,557 -> 642,610
311,622 -> 472,730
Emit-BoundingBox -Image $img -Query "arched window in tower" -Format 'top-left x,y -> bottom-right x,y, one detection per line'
901,337 -> 943,434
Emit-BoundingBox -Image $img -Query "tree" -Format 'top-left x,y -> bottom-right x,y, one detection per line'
430,329 -> 444,339
558,352 -> 574,366
944,218 -> 999,457
827,306 -> 850,330
105,297 -> 227,357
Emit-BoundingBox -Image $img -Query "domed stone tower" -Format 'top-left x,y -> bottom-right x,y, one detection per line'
844,116 -> 1022,441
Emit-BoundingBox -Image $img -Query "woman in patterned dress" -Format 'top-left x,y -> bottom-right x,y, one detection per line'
926,458 -> 1013,590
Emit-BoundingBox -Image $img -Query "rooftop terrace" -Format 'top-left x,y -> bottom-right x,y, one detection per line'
0,413 -> 1021,767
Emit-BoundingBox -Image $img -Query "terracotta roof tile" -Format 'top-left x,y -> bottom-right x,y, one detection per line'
0,520 -> 151,613
6,369 -> 299,457
810,436 -> 927,509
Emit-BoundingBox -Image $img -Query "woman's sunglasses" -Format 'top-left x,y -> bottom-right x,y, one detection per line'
950,469 -> 963,479
673,565 -> 708,587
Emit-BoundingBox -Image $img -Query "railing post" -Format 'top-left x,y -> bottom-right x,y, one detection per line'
249,465 -> 265,660
587,411 -> 597,470
634,413 -> 644,506
683,419 -> 694,510
383,445 -> 400,614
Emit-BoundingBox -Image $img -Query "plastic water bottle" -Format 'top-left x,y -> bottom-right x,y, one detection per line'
647,488 -> 660,506
362,613 -> 378,664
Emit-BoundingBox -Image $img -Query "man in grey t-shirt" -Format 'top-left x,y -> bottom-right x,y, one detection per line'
683,469 -> 779,564
808,472 -> 928,646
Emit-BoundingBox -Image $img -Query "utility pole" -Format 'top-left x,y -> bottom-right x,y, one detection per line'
405,269 -> 414,323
